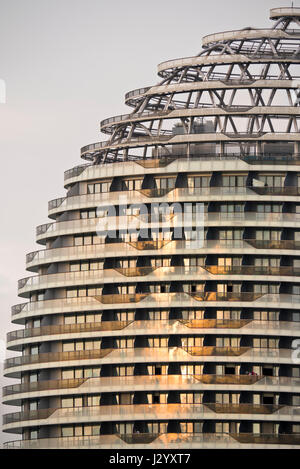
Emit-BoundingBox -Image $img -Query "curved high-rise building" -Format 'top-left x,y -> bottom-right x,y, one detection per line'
3,6 -> 300,449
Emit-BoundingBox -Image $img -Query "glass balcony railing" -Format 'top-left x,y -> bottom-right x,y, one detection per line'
17,264 -> 298,297
182,346 -> 250,356
4,349 -> 113,369
180,319 -> 252,328
125,240 -> 172,250
204,265 -> 300,276
113,266 -> 157,277
11,292 -> 300,320
4,345 -> 296,372
4,403 -> 300,426
3,378 -> 87,396
230,433 -> 300,445
7,321 -> 132,342
5,374 -> 300,398
189,292 -> 263,302
4,432 -> 300,448
95,293 -> 148,304
250,186 -> 300,196
25,238 -> 300,271
1,374 -> 262,397
204,403 -> 283,414
118,433 -> 160,444
247,239 -> 300,250
194,374 -> 263,385
137,188 -> 174,198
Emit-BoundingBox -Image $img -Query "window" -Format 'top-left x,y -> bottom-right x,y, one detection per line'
220,204 -> 244,213
29,372 -> 39,383
29,429 -> 39,440
256,230 -> 281,241
87,181 -> 111,194
257,174 -> 285,187
80,209 -> 96,219
188,175 -> 210,189
155,177 -> 176,190
62,397 -> 83,408
30,345 -> 39,355
253,338 -> 279,348
181,336 -> 203,347
253,310 -> 279,321
222,174 -> 247,187
216,337 -> 240,347
256,204 -> 282,213
123,179 -> 143,191
219,230 -> 243,240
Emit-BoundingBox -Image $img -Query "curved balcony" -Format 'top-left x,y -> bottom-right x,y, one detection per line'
64,164 -> 91,182
230,433 -> 300,445
4,375 -> 300,407
4,346 -> 297,378
204,265 -> 300,277
7,321 -> 132,343
4,349 -> 113,370
183,346 -> 250,357
6,432 -> 300,449
95,293 -> 148,304
80,132 -> 300,161
11,293 -> 300,326
25,238 -> 300,274
36,212 -> 300,245
63,156 -> 300,182
7,319 -> 300,352
2,374 -> 265,399
3,403 -> 300,432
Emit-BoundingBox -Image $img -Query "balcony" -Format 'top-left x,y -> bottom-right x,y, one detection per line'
4,432 -> 300,448
180,319 -> 252,328
137,188 -> 174,198
4,349 -> 113,370
189,292 -> 263,302
95,293 -> 148,304
195,374 -> 262,385
113,266 -> 156,277
3,378 -> 87,397
204,265 -> 300,277
7,321 -> 132,342
247,239 -> 300,250
2,374 -> 266,398
230,433 -> 300,445
135,158 -> 175,168
118,433 -> 160,444
3,403 -> 299,427
64,164 -> 91,181
182,346 -> 250,356
250,186 -> 300,196
126,240 -> 172,250
204,403 -> 283,414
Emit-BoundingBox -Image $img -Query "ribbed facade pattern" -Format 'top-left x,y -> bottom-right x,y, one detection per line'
3,7 -> 300,448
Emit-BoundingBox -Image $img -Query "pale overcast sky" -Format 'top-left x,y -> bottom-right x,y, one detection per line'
0,0 -> 295,446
